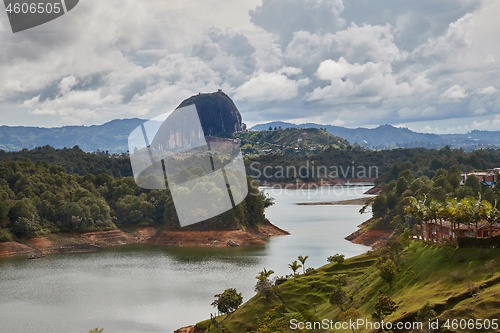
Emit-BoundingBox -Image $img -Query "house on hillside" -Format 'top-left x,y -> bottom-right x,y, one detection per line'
460,168 -> 500,188
423,220 -> 500,241
422,220 -> 472,241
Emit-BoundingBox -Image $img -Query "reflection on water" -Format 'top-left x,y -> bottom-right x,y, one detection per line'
0,185 -> 372,333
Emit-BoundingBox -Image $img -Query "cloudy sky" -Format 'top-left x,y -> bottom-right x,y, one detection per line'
1,0 -> 500,133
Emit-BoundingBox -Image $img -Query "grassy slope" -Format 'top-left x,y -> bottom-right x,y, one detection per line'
197,242 -> 500,332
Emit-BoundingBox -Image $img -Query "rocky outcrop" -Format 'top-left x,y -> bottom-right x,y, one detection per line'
173,325 -> 205,333
345,220 -> 395,247
226,239 -> 240,247
150,90 -> 242,150
177,90 -> 242,135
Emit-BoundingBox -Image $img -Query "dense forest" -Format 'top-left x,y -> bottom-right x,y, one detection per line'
0,158 -> 272,242
246,145 -> 500,184
0,145 -> 133,177
4,141 -> 500,186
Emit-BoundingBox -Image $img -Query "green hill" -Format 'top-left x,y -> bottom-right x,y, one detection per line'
234,128 -> 353,156
196,241 -> 500,333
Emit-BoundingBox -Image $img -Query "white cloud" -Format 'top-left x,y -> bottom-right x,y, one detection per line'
234,70 -> 310,102
477,86 -> 497,95
471,114 -> 500,129
1,0 -> 500,132
440,85 -> 467,100
305,57 -> 430,104
59,76 -> 79,95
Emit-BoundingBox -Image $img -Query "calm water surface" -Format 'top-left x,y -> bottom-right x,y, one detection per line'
0,185 -> 372,333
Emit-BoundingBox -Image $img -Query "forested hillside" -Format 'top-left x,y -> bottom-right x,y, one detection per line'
234,127 -> 352,156
3,145 -> 500,186
247,146 -> 500,184
0,158 -> 272,242
0,145 -> 133,177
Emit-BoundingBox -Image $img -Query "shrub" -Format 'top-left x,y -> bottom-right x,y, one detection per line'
327,254 -> 345,264
0,228 -> 14,242
211,288 -> 243,315
457,236 -> 500,248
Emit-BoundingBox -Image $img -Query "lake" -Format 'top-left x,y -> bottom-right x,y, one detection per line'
0,184 -> 372,333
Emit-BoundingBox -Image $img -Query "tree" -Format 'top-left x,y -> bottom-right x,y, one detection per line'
329,287 -> 348,311
372,195 -> 388,218
374,294 -> 397,320
333,274 -> 348,286
445,197 -> 466,241
255,268 -> 274,298
327,253 -> 345,264
464,175 -> 481,194
211,288 -> 243,315
399,228 -> 411,248
416,302 -> 437,332
405,195 -> 428,239
460,196 -> 483,238
298,255 -> 309,274
288,260 -> 302,279
480,200 -> 500,238
339,308 -> 363,333
379,259 -> 398,287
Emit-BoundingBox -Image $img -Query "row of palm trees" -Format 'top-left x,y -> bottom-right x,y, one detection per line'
405,195 -> 500,242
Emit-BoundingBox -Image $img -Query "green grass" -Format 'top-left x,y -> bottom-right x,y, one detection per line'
198,242 -> 500,333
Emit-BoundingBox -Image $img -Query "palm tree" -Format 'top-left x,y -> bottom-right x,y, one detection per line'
256,268 -> 274,281
288,260 -> 302,280
427,199 -> 442,242
445,198 -> 464,240
480,200 -> 500,238
405,196 -> 427,239
298,255 -> 309,274
460,196 -> 483,238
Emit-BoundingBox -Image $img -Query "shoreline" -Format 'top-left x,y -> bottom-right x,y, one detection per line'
256,178 -> 376,189
296,197 -> 371,206
0,221 -> 289,259
344,219 -> 394,247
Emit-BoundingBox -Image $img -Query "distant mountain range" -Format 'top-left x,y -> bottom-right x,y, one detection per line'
0,118 -> 146,153
0,91 -> 244,153
2,118 -> 500,154
251,122 -> 500,151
